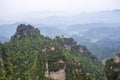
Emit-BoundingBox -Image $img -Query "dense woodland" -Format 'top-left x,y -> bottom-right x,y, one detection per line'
0,24 -> 119,80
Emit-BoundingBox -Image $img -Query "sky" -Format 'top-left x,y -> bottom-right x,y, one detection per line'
0,0 -> 120,24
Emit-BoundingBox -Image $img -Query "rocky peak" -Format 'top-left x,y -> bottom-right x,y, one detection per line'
104,53 -> 120,80
55,36 -> 98,61
55,36 -> 77,51
55,36 -> 88,53
114,54 -> 120,63
11,24 -> 40,39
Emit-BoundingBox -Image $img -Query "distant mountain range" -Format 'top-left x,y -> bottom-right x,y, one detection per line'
0,10 -> 120,61
0,36 -> 9,43
25,9 -> 120,26
72,27 -> 120,61
0,23 -> 19,38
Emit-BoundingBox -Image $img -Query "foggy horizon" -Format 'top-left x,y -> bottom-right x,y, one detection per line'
0,0 -> 120,24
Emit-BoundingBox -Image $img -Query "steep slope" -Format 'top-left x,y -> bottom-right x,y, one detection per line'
0,43 -> 6,79
104,53 -> 120,80
0,24 -> 103,80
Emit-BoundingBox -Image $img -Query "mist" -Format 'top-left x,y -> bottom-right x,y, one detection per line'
0,0 -> 120,24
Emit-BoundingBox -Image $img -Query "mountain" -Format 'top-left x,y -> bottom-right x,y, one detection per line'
1,23 -> 120,62
0,36 -> 9,43
1,23 -> 120,41
0,23 -> 66,39
1,10 -> 120,38
104,53 -> 120,80
26,10 -> 120,26
11,24 -> 41,39
0,24 -> 103,80
65,23 -> 120,36
0,10 -> 120,62
72,27 -> 120,61
0,23 -> 19,38
38,27 -> 66,38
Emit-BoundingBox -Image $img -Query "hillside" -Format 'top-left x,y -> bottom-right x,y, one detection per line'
1,23 -> 120,61
0,24 -> 103,80
104,53 -> 120,80
72,27 -> 120,61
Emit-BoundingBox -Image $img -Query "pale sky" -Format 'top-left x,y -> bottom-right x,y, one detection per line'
0,0 -> 120,24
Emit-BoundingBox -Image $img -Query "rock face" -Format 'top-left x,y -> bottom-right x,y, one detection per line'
45,67 -> 66,80
104,53 -> 120,80
0,55 -> 3,67
114,54 -> 120,63
45,59 -> 66,80
113,54 -> 120,73
63,44 -> 72,51
0,44 -> 3,67
11,24 -> 40,39
62,38 -> 76,51
55,36 -> 97,61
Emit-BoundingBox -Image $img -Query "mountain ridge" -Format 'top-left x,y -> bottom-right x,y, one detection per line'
0,24 -> 103,80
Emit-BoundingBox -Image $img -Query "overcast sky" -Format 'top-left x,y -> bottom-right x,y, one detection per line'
0,0 -> 120,24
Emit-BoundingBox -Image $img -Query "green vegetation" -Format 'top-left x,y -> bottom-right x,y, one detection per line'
104,54 -> 120,80
0,24 -> 103,80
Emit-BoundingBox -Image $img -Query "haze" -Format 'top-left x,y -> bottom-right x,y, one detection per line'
0,0 -> 120,24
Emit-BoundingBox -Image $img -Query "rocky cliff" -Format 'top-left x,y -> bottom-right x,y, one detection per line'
55,35 -> 97,61
11,24 -> 40,39
45,59 -> 66,80
0,43 -> 3,67
104,53 -> 120,80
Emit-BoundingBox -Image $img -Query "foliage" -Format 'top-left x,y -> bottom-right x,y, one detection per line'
104,56 -> 120,80
0,24 -> 103,80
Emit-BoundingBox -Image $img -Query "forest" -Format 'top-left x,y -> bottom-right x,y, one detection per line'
0,24 -> 119,80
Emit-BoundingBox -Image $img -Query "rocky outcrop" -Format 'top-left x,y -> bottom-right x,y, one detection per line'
45,67 -> 66,80
45,59 -> 66,80
104,53 -> 120,80
0,44 -> 4,68
0,55 -> 3,67
114,54 -> 120,63
73,63 -> 82,74
113,54 -> 120,73
55,36 -> 76,51
79,46 -> 89,53
63,44 -> 72,51
55,36 -> 97,61
62,38 -> 76,51
11,24 -> 40,39
50,46 -> 55,51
